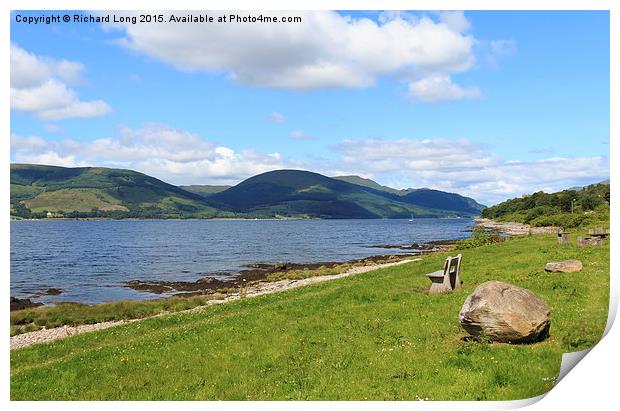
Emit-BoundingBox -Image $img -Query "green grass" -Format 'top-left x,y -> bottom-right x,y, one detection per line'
10,295 -> 229,336
10,233 -> 609,400
24,188 -> 129,212
265,263 -> 353,281
10,259 -> 396,336
9,184 -> 45,203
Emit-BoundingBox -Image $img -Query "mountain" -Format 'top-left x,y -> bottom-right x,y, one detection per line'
10,164 -> 484,219
399,189 -> 485,215
208,170 -> 480,218
333,175 -> 485,214
568,179 -> 610,191
10,163 -> 225,219
332,175 -> 412,196
180,185 -> 231,198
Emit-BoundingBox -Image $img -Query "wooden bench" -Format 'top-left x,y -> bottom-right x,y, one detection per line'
588,226 -> 610,239
426,254 -> 462,294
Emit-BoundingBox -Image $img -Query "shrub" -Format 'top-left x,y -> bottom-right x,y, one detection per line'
456,226 -> 503,249
530,213 -> 590,229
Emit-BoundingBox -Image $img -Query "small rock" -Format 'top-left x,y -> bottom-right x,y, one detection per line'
10,297 -> 43,311
459,281 -> 550,343
545,260 -> 583,273
46,288 -> 63,295
274,262 -> 288,270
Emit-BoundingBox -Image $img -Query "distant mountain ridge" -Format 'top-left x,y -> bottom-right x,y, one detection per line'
568,179 -> 610,191
332,175 -> 413,196
180,185 -> 231,197
208,170 -> 432,219
333,175 -> 485,214
11,164 -> 485,219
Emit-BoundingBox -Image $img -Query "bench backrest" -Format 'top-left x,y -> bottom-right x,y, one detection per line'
444,254 -> 462,289
588,226 -> 609,235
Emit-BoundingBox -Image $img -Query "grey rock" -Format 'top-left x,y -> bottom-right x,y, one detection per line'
545,260 -> 583,273
459,281 -> 550,343
10,297 -> 43,311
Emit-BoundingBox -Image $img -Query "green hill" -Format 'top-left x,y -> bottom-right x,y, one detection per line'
10,164 -> 484,219
179,185 -> 231,198
208,170 -> 477,218
10,164 -> 224,219
332,175 -> 411,196
333,175 -> 485,214
481,183 -> 610,228
400,189 -> 485,215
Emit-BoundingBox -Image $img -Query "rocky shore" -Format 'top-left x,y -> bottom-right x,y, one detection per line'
10,239 -> 458,349
10,258 -> 421,350
123,253 -> 423,296
121,240 -> 457,297
10,240 -> 458,311
474,217 -> 557,236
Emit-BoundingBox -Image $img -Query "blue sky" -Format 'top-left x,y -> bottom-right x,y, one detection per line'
10,10 -> 609,204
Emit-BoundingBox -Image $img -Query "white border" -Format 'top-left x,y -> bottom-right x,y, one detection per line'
2,1 -> 617,410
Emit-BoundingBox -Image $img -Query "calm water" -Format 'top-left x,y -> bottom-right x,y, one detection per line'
11,218 -> 473,304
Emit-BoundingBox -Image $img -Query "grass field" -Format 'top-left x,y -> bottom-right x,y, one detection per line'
10,232 -> 609,400
24,188 -> 129,212
10,295 -> 228,336
10,260 -> 377,336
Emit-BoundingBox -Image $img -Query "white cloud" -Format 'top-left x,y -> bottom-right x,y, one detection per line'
10,125 -> 300,185
408,74 -> 480,102
14,152 -> 89,168
43,123 -> 65,134
484,39 -> 517,67
10,44 -> 112,120
437,11 -> 471,32
10,44 -> 52,89
267,112 -> 287,122
10,134 -> 49,152
331,138 -> 609,204
104,11 -> 481,98
289,130 -> 314,140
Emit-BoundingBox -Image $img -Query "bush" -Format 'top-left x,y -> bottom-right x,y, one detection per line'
530,213 -> 590,229
456,226 -> 503,249
481,183 -> 609,220
522,205 -> 560,224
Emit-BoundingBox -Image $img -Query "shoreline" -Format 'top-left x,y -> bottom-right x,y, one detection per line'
10,235 -> 463,349
473,217 -> 557,236
11,216 -> 474,222
12,239 -> 458,308
10,257 -> 423,350
123,240 -> 456,297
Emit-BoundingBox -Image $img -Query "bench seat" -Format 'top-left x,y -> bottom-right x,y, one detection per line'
425,254 -> 462,294
426,270 -> 445,278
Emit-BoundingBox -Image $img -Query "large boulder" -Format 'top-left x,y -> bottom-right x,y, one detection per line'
545,260 -> 583,273
459,281 -> 550,343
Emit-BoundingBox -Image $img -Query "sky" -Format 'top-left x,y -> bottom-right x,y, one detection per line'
9,10 -> 610,205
